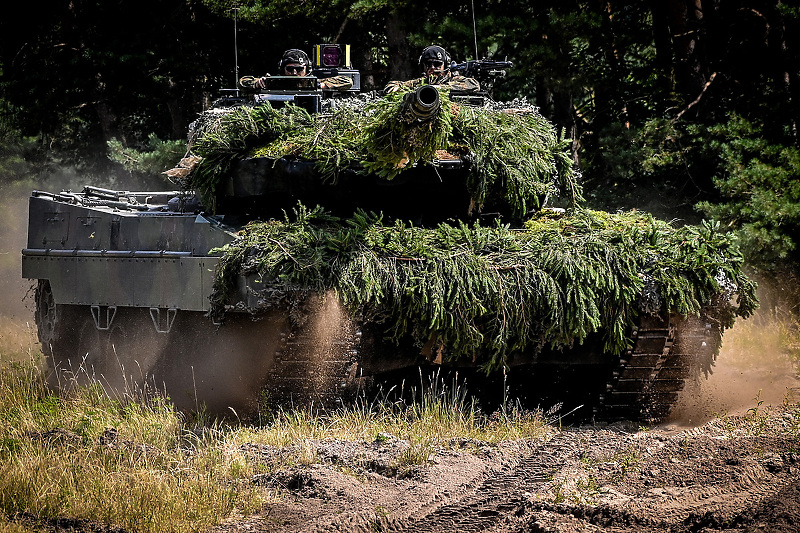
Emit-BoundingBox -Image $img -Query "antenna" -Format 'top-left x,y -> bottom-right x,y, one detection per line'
471,0 -> 479,59
232,5 -> 240,87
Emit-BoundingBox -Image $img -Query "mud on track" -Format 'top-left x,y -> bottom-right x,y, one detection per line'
209,402 -> 800,533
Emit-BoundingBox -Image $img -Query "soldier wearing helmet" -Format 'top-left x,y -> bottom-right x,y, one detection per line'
384,45 -> 480,94
241,49 -> 353,91
279,48 -> 312,76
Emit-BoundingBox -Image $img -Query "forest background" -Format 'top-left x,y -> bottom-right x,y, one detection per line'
1,0 -> 799,292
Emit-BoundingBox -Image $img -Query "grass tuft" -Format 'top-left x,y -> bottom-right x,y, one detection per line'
0,360 -> 269,533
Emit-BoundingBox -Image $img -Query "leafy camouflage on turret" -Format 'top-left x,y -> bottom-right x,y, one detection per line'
187,91 -> 580,217
211,206 -> 757,371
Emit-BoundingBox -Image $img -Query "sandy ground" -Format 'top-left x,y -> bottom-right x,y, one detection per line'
207,402 -> 800,533
202,316 -> 800,533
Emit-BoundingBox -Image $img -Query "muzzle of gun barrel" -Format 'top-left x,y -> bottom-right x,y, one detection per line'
400,85 -> 441,123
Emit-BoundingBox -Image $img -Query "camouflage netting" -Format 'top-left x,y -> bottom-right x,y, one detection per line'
184,90 -> 580,218
211,207 -> 758,371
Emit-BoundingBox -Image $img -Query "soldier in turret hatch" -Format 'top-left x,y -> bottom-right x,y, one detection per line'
240,49 -> 353,91
384,45 -> 480,94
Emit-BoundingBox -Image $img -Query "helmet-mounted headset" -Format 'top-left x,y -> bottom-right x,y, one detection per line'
418,45 -> 450,71
279,49 -> 311,70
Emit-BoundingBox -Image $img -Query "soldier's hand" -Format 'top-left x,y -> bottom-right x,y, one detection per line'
254,75 -> 270,89
383,82 -> 402,94
238,76 -> 256,88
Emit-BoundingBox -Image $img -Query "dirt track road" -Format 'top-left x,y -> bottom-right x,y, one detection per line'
210,398 -> 800,533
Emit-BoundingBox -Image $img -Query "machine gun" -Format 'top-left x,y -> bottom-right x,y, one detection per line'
449,58 -> 513,94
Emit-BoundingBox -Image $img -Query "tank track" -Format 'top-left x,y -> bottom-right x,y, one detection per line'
596,313 -> 719,423
263,295 -> 365,409
36,276 -> 721,423
263,310 -> 721,422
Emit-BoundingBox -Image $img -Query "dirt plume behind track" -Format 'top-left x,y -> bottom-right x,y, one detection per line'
669,304 -> 800,427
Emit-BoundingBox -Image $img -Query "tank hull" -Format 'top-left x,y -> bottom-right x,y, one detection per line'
23,185 -> 722,423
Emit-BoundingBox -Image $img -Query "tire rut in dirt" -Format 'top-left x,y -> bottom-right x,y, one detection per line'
388,433 -> 575,533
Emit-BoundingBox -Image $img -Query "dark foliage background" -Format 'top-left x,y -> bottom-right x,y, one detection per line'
1,0 -> 799,277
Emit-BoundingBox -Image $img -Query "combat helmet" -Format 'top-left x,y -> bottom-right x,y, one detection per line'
418,45 -> 450,71
279,49 -> 311,71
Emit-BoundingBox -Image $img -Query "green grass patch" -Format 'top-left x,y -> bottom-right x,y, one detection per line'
0,361 -> 269,533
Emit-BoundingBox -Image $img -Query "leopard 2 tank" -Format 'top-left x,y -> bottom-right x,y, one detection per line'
23,65 -> 757,421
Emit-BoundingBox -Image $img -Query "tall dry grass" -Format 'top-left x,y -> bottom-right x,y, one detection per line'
0,358 -> 269,533
0,354 -> 552,533
228,371 -> 552,474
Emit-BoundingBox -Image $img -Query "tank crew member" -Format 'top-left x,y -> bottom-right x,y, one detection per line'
384,45 -> 480,94
240,49 -> 353,91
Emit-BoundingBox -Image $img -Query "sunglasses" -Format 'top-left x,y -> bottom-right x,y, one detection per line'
285,66 -> 306,74
424,60 -> 444,68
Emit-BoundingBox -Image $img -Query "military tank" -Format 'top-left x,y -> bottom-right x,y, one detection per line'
23,55 -> 758,422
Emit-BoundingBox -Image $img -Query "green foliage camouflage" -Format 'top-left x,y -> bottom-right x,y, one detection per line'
190,91 -> 759,368
188,90 -> 580,217
211,206 -> 758,371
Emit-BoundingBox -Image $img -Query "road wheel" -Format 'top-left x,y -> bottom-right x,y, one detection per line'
34,279 -> 105,389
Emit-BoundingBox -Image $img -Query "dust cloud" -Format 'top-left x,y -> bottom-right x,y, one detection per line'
304,292 -> 359,398
0,179 -> 42,360
669,305 -> 800,427
144,294 -> 356,416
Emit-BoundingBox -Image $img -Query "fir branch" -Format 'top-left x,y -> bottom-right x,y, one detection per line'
211,207 -> 757,371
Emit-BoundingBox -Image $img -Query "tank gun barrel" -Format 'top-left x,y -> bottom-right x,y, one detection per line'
400,85 -> 441,123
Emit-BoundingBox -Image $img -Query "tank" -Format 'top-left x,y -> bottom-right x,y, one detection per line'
22,63 -> 758,422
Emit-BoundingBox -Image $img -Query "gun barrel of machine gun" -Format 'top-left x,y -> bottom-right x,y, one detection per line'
449,59 -> 513,78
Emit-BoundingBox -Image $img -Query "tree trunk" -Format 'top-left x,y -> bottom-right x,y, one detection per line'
386,11 -> 414,82
164,78 -> 186,140
650,0 -> 676,104
356,46 -> 376,91
665,0 -> 707,100
773,1 -> 798,143
591,0 -> 628,129
92,72 -> 120,145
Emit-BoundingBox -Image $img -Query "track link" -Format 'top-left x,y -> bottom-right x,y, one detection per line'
597,313 -> 720,423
